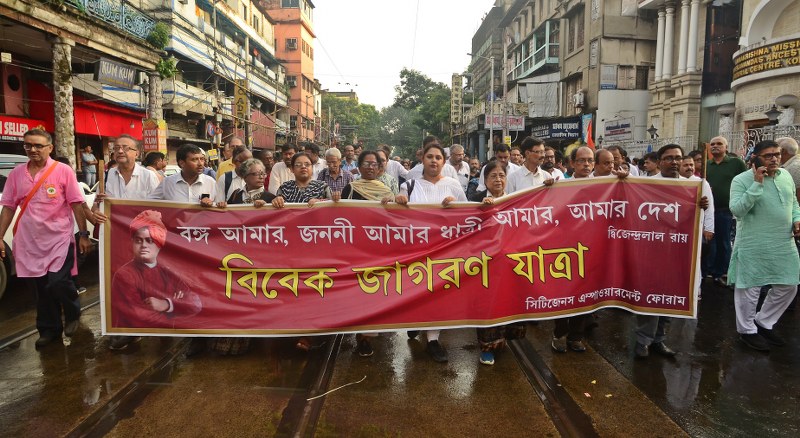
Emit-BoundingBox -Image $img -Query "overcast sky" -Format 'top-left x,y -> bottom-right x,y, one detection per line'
313,0 -> 496,110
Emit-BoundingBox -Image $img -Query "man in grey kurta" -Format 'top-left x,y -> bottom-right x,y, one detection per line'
729,140 -> 800,352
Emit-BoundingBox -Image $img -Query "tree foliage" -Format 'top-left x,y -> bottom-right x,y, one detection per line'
379,106 -> 420,159
320,94 -> 381,148
392,68 -> 452,147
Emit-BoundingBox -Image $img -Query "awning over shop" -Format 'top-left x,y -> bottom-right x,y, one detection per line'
27,79 -> 145,139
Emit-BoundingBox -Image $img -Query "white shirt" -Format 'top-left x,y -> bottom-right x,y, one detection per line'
477,162 -> 521,191
149,172 -> 217,203
407,162 -> 460,181
544,168 -> 565,181
215,171 -> 246,203
385,159 -> 409,180
312,159 -> 326,179
268,162 -> 294,194
449,160 -> 471,191
687,175 -> 715,234
507,165 -> 550,193
652,172 -> 712,296
400,177 -> 467,203
105,163 -> 160,200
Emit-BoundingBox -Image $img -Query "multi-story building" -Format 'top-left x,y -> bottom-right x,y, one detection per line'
562,0 -> 657,156
0,0 -> 162,165
727,0 -> 800,155
161,0 -> 289,151
464,3 -> 508,159
261,0 -> 317,144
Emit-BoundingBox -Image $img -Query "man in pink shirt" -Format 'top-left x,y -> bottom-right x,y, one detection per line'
0,129 -> 92,348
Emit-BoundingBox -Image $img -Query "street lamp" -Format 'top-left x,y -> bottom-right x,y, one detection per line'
468,52 -> 495,157
764,104 -> 782,126
647,124 -> 659,139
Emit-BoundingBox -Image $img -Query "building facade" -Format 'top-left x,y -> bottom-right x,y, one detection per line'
0,0 -> 162,166
261,0 -> 317,144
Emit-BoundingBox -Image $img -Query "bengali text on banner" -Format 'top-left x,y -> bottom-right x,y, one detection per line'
100,177 -> 702,336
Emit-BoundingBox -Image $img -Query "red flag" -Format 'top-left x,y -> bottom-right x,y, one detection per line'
586,119 -> 596,150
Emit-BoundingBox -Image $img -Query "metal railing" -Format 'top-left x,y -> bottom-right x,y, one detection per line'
727,125 -> 800,157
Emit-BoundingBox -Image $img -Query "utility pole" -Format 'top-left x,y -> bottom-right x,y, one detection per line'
244,36 -> 251,148
502,33 -> 509,143
489,56 -> 494,157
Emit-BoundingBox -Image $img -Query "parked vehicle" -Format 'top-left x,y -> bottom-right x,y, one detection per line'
0,154 -> 96,300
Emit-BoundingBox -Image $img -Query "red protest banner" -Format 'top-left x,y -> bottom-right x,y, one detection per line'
100,177 -> 702,336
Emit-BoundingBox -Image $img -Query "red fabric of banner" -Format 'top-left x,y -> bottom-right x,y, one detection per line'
101,178 -> 702,335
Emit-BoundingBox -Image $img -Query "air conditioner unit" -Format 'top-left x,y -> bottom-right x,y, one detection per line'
286,78 -> 297,87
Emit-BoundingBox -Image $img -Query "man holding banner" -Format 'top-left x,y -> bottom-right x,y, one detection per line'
96,134 -> 160,350
634,144 -> 708,359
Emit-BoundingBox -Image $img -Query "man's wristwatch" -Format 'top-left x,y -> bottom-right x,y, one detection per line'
78,231 -> 91,238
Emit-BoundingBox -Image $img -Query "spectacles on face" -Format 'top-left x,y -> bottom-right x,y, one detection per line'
759,152 -> 781,160
293,162 -> 312,168
361,161 -> 380,168
23,142 -> 50,151
574,158 -> 594,165
710,142 -> 724,146
112,146 -> 138,152
487,173 -> 506,180
661,156 -> 683,163
246,171 -> 267,178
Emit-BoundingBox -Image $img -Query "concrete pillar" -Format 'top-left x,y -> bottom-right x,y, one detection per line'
778,108 -> 795,126
677,0 -> 690,74
655,8 -> 665,80
718,115 -> 733,137
148,72 -> 163,120
687,0 -> 701,72
52,37 -> 75,167
478,132 -> 487,162
663,4 -> 675,80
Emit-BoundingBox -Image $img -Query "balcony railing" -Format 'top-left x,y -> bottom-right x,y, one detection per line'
727,125 -> 800,157
67,0 -> 155,40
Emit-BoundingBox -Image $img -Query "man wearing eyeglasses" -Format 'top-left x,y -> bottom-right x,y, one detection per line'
103,135 -> 160,200
706,136 -> 747,287
0,129 -> 92,348
633,145 -> 708,360
729,140 -> 800,352
214,145 -> 252,203
93,134 -> 160,350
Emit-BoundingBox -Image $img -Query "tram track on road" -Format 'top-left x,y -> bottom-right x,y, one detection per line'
0,296 -> 100,351
509,338 -> 599,438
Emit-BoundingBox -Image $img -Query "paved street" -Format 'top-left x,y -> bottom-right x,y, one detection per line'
0,253 -> 798,437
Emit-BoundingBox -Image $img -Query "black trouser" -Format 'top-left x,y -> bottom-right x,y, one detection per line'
26,243 -> 79,337
554,315 -> 587,341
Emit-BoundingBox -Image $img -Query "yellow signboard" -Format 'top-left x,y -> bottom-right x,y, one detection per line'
207,148 -> 219,161
142,119 -> 167,155
733,38 -> 800,81
235,79 -> 248,124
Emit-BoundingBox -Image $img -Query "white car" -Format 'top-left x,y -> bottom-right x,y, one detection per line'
0,154 -> 96,300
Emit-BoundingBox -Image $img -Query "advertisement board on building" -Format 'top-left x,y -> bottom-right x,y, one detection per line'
600,65 -> 617,90
0,115 -> 45,141
732,37 -> 800,82
604,117 -> 634,142
532,117 -> 581,140
234,79 -> 249,125
142,119 -> 168,155
486,115 -> 524,131
95,58 -> 137,89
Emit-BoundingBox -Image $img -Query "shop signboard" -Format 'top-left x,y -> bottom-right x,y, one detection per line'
604,117 -> 634,142
142,119 -> 168,155
0,115 -> 45,142
531,117 -> 582,140
96,58 -> 137,89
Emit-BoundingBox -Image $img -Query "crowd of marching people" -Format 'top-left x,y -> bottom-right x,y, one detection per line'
2,128 -> 798,368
